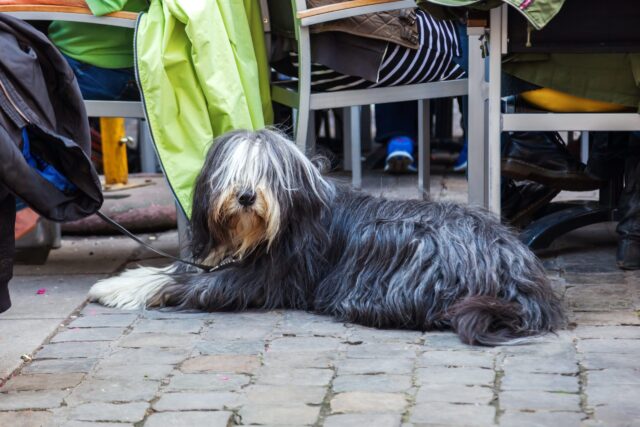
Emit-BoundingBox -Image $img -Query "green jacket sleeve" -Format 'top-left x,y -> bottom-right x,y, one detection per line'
85,0 -> 131,16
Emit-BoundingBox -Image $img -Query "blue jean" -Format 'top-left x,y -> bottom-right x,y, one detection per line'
63,54 -> 139,101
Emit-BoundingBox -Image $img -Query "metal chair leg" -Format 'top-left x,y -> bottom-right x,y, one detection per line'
349,106 -> 362,189
418,99 -> 430,199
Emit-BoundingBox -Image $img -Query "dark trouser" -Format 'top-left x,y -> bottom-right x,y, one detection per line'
0,190 -> 15,313
588,132 -> 640,238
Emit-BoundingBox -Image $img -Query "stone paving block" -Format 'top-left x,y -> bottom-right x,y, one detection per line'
262,351 -> 336,368
69,402 -> 149,423
153,391 -> 244,411
336,357 -> 414,375
0,390 -> 68,410
499,410 -> 583,427
204,324 -> 273,341
502,356 -> 578,374
35,342 -> 111,360
580,352 -> 640,370
80,303 -> 133,316
587,369 -> 640,386
347,327 -> 423,343
571,311 -> 640,326
105,347 -> 190,365
22,358 -> 98,374
416,367 -> 494,386
0,373 -> 84,392
415,384 -> 493,405
68,314 -> 137,328
166,373 -> 251,391
195,340 -> 265,355
409,402 -> 496,426
586,385 -> 640,406
62,422 -> 134,427
332,374 -> 412,393
423,332 -> 480,350
92,363 -> 175,380
574,325 -> 640,339
501,373 -> 579,392
134,318 -> 205,333
117,332 -> 196,348
65,378 -> 159,404
499,339 -> 575,358
0,410 -> 53,427
139,310 -> 212,320
268,336 -> 343,352
500,390 -> 581,411
330,391 -> 407,413
239,404 -> 320,425
324,413 -> 402,427
180,355 -> 260,374
593,404 -> 640,426
255,367 -> 334,386
51,327 -> 126,343
417,351 -> 494,368
277,319 -> 350,338
145,411 -> 233,427
566,285 -> 633,311
578,339 -> 640,354
344,343 -> 419,359
244,384 -> 326,405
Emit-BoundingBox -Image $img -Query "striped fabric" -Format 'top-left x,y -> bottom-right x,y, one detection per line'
287,10 -> 465,92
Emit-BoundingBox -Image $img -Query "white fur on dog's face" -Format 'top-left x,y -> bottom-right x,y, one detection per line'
195,129 -> 335,265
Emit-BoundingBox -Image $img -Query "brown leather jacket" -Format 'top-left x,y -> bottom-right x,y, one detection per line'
307,0 -> 419,49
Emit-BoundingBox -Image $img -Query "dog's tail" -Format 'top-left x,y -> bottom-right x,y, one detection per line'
449,293 -> 565,346
88,265 -> 179,310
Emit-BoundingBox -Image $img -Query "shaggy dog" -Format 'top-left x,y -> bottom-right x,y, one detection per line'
89,129 -> 565,345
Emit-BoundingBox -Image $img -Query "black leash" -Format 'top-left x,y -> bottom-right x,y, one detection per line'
96,211 -> 234,273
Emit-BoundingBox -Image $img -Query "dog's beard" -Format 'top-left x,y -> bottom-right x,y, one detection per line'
205,186 -> 280,265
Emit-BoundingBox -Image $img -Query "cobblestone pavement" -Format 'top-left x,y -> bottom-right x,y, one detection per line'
1,175 -> 639,426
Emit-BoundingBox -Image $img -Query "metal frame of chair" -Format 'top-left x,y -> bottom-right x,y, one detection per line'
269,0 -> 483,197
482,5 -> 640,248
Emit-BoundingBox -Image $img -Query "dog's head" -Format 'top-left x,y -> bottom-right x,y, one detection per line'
190,129 -> 334,264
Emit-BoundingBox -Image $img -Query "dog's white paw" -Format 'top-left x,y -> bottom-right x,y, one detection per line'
88,266 -> 174,310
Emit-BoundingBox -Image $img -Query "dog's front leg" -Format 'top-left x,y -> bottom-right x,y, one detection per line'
89,263 -> 259,311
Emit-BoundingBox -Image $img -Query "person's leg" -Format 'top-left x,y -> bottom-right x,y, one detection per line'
63,54 -> 139,101
0,191 -> 16,313
376,101 -> 419,173
616,132 -> 640,269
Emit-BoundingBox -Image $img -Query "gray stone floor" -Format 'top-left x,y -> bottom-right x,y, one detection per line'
1,173 -> 639,427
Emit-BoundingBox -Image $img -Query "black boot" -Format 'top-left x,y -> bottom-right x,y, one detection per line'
502,132 -> 601,191
616,134 -> 640,270
0,191 -> 16,313
501,178 -> 559,228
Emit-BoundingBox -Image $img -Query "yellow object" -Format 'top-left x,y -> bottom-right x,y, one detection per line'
100,117 -> 128,185
521,88 -> 632,113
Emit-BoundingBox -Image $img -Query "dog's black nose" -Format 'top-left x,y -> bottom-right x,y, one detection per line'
238,191 -> 256,207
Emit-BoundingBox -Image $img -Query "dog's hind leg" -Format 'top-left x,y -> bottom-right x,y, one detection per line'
88,265 -> 179,310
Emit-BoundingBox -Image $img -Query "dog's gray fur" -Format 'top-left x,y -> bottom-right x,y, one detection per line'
90,129 -> 565,345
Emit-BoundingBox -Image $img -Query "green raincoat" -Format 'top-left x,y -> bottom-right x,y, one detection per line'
135,0 -> 273,216
423,0 -> 565,30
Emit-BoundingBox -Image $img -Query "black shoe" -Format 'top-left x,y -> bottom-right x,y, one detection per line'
0,281 -> 10,314
502,179 -> 560,228
617,237 -> 640,270
502,132 -> 602,191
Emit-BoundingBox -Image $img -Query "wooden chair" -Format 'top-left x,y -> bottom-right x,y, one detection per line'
267,0 -> 484,196
483,3 -> 640,248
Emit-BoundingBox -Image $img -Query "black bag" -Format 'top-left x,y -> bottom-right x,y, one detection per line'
0,14 -> 102,222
